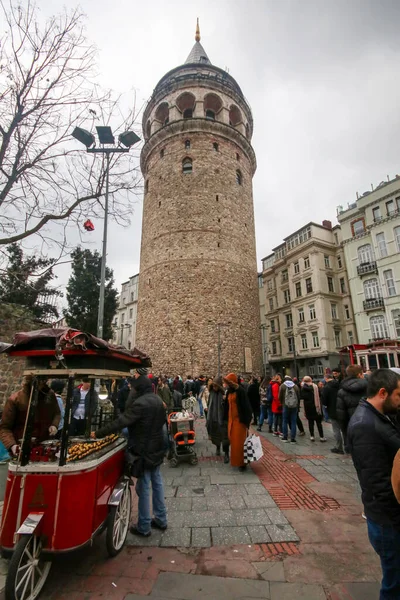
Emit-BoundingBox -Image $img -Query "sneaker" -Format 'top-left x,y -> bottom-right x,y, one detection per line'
310,436 -> 315,442
320,438 -> 327,442
151,519 -> 168,531
272,432 -> 279,437
330,448 -> 344,454
282,438 -> 289,443
130,525 -> 151,537
298,431 -> 305,436
256,426 -> 262,432
290,439 -> 297,443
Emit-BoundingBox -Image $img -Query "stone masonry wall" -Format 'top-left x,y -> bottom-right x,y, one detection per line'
136,108 -> 262,375
0,304 -> 37,410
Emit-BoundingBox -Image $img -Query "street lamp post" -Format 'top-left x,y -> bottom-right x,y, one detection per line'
71,126 -> 140,339
260,324 -> 269,378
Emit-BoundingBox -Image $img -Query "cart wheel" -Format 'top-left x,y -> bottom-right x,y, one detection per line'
5,535 -> 52,600
106,482 -> 131,557
169,457 -> 179,468
189,456 -> 198,466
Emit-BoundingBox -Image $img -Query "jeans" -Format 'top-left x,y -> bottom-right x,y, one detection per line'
197,397 -> 204,417
282,407 -> 298,440
259,404 -> 273,428
322,405 -> 330,422
273,413 -> 282,433
330,418 -> 343,451
367,518 -> 400,599
135,465 -> 167,534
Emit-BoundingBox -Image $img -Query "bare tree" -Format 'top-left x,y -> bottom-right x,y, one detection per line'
0,1 -> 142,248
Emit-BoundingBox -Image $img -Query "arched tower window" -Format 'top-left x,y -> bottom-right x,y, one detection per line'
236,170 -> 242,185
213,142 -> 219,152
155,102 -> 169,126
177,92 -> 196,119
145,179 -> 149,193
204,93 -> 223,121
146,120 -> 151,138
182,158 -> 193,174
185,139 -> 191,150
229,105 -> 242,127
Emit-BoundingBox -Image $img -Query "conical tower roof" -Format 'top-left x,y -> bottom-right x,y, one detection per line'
185,18 -> 211,65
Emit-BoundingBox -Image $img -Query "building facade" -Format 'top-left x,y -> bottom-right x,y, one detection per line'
337,176 -> 400,368
261,221 -> 357,378
135,23 -> 262,375
112,274 -> 139,349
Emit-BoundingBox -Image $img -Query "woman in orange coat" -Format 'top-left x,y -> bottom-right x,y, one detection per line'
223,373 -> 253,471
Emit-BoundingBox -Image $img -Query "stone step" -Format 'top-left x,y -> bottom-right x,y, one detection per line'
329,582 -> 381,600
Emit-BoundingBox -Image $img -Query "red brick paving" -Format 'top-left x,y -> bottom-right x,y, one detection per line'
251,435 -> 340,511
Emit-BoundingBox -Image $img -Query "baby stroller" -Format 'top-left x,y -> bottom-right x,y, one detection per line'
167,410 -> 198,467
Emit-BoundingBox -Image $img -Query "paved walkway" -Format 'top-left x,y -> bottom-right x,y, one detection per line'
1,416 -> 383,599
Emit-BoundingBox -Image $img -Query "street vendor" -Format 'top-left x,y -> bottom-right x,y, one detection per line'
0,377 -> 61,456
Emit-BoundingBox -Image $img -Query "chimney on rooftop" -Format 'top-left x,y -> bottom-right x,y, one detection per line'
322,220 -> 332,230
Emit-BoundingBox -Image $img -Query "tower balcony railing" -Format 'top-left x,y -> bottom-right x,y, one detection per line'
363,297 -> 385,311
357,261 -> 378,276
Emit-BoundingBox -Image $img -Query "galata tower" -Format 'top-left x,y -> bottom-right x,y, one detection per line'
136,21 -> 262,376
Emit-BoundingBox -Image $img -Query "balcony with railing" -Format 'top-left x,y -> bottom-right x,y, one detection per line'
363,297 -> 385,311
357,261 -> 378,276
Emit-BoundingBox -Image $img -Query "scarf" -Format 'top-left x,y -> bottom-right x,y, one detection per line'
312,383 -> 322,415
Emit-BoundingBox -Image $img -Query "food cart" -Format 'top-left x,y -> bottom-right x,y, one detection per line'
0,328 -> 151,600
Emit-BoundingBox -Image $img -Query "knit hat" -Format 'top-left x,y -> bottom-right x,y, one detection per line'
223,372 -> 238,388
284,375 -> 292,380
135,367 -> 149,376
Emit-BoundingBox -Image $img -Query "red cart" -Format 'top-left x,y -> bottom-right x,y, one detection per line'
0,328 -> 152,600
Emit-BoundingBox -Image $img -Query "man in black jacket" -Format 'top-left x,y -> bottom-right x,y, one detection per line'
322,375 -> 343,454
336,364 -> 368,452
94,374 -> 167,538
347,369 -> 400,600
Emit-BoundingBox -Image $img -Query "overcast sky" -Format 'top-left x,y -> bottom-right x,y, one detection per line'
37,0 -> 400,301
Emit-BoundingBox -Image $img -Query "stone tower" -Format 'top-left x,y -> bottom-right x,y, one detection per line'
136,22 -> 262,376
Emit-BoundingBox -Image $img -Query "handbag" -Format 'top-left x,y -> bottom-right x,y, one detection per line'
243,434 -> 264,464
126,410 -> 157,479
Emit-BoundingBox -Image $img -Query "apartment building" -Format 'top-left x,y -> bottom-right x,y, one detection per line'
258,273 -> 270,376
112,274 -> 139,349
337,176 -> 400,368
261,221 -> 356,378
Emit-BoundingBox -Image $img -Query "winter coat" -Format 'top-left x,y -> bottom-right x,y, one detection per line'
271,381 -> 282,414
172,390 -> 182,409
0,384 -> 61,450
321,379 -> 340,420
71,388 -> 99,421
348,399 -> 400,530
226,384 -> 252,428
157,385 -> 173,411
207,388 -> 229,447
199,385 -> 210,410
184,379 -> 194,396
96,377 -> 166,469
247,382 -> 260,411
336,377 -> 368,428
279,381 -> 300,407
300,384 -> 320,420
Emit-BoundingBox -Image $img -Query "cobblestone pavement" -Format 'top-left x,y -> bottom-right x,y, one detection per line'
1,414 -> 382,600
126,417 -> 299,548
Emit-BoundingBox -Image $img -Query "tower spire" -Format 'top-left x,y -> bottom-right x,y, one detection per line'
195,18 -> 200,42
